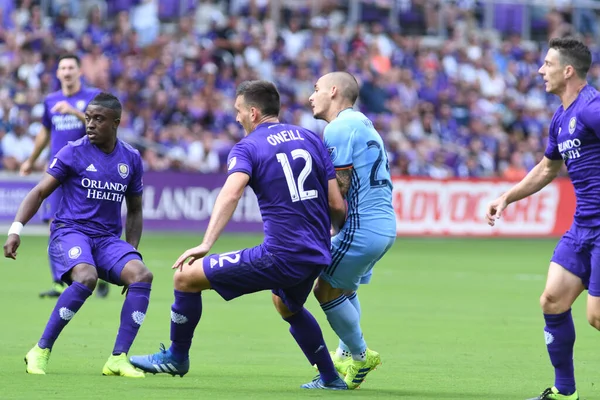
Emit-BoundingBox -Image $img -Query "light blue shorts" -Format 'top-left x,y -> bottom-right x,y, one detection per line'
321,229 -> 395,291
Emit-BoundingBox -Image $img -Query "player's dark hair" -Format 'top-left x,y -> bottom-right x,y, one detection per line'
57,53 -> 81,67
235,80 -> 280,118
549,37 -> 592,79
89,92 -> 122,119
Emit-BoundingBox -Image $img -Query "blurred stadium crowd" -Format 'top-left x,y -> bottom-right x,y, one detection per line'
1,0 -> 600,178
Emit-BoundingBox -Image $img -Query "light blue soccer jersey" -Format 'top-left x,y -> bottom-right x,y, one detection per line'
324,108 -> 396,237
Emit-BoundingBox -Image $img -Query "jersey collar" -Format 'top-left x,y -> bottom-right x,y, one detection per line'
337,107 -> 353,117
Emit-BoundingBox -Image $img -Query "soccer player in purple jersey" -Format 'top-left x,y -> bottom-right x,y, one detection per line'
4,93 -> 152,377
487,38 -> 599,400
19,54 -> 109,299
130,80 -> 349,389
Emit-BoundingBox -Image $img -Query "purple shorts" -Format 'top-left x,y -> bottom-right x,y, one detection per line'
48,228 -> 142,286
203,244 -> 323,313
551,223 -> 600,296
42,187 -> 63,222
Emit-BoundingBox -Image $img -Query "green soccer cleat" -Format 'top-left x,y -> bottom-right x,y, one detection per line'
330,351 -> 352,375
343,349 -> 381,389
24,344 -> 51,374
102,353 -> 145,378
527,387 -> 579,400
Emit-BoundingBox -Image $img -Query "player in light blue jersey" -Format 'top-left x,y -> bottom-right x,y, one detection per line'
308,72 -> 396,389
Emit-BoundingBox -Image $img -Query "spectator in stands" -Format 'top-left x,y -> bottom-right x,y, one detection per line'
1,0 -> 598,177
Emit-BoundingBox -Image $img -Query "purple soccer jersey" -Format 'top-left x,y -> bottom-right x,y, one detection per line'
41,86 -> 100,221
545,85 -> 600,227
226,122 -> 336,268
46,136 -> 144,237
42,86 -> 102,160
545,85 -> 600,295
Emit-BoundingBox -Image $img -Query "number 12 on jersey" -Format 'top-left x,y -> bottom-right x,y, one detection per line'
276,149 -> 318,202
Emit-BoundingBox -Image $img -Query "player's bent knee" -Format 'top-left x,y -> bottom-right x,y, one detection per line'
70,263 -> 98,290
272,293 -> 295,318
173,270 -> 189,291
540,291 -> 570,314
587,295 -> 600,330
173,258 -> 210,293
313,277 -> 343,304
587,314 -> 600,330
541,262 -> 584,314
135,267 -> 153,284
121,260 -> 153,285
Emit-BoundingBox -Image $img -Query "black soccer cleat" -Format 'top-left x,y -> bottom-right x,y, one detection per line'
39,282 -> 66,298
96,280 -> 110,298
526,386 -> 579,400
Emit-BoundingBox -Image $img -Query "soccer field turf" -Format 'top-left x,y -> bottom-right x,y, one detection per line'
2,234 -> 599,399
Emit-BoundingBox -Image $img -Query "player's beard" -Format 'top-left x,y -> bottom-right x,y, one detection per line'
243,120 -> 252,135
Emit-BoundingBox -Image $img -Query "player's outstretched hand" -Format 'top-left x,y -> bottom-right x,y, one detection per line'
3,234 -> 20,259
485,196 -> 508,227
51,100 -> 76,115
172,243 -> 211,271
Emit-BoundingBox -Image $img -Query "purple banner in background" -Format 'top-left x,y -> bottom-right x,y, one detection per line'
0,178 -> 42,223
0,172 -> 263,232
139,172 -> 262,232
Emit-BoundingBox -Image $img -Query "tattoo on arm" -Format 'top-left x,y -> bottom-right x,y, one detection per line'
336,169 -> 352,197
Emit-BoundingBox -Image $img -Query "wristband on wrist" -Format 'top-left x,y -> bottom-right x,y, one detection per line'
8,222 -> 23,236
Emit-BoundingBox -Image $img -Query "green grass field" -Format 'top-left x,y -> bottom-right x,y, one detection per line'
1,234 -> 599,399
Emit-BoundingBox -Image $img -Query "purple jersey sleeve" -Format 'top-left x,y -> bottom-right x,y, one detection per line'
46,144 -> 74,182
579,96 -> 600,139
42,98 -> 52,130
321,141 -> 336,180
544,113 -> 562,160
226,141 -> 254,177
126,153 -> 144,196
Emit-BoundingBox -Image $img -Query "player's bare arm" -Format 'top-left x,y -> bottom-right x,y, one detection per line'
328,178 -> 347,234
172,172 -> 250,270
14,173 -> 60,225
20,126 -> 50,176
4,173 -> 60,259
125,195 -> 143,249
202,172 -> 249,248
335,168 -> 352,198
486,156 -> 563,225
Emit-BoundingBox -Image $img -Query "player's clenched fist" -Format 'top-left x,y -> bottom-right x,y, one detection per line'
485,196 -> 508,227
3,234 -> 20,259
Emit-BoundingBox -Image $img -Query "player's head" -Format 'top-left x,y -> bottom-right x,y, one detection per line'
85,93 -> 121,146
539,37 -> 591,94
56,54 -> 81,90
309,72 -> 359,122
234,80 -> 280,135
